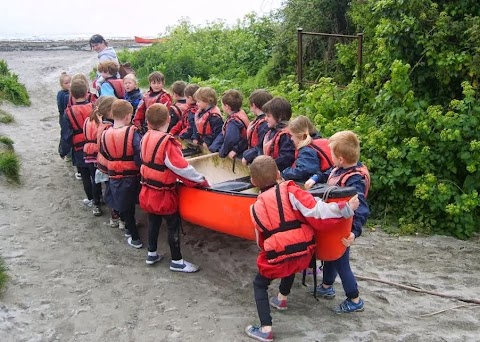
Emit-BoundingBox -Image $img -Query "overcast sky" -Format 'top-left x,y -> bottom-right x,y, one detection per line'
0,0 -> 284,39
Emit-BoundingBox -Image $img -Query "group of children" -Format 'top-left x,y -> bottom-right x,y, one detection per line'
57,64 -> 371,342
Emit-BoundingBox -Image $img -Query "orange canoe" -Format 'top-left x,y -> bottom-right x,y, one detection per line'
134,36 -> 168,44
178,151 -> 357,261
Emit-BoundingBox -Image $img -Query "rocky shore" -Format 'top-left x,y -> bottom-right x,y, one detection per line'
0,39 -> 141,52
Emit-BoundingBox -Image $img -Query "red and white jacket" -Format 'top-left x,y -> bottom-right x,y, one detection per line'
251,180 -> 354,279
133,89 -> 172,128
139,130 -> 209,215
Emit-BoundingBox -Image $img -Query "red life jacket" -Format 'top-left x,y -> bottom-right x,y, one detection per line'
309,138 -> 334,172
194,106 -> 222,136
143,90 -> 172,109
101,125 -> 139,179
67,93 -> 97,108
105,78 -> 126,99
140,131 -> 178,190
170,102 -> 190,122
247,116 -> 267,148
222,110 -> 250,137
251,181 -> 316,264
327,165 -> 371,197
263,127 -> 291,159
96,122 -> 113,174
83,118 -> 99,161
65,103 -> 94,151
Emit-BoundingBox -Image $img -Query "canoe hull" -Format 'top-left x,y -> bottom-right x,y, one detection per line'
178,150 -> 356,261
134,36 -> 167,44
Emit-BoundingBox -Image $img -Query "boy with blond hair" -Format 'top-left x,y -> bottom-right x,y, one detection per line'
210,89 -> 250,158
139,103 -> 209,271
305,130 -> 370,314
100,100 -> 142,248
245,155 -> 359,342
123,73 -> 142,115
191,86 -> 224,151
133,71 -> 172,132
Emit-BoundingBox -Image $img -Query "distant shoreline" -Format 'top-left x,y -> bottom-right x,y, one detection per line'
0,39 -> 142,52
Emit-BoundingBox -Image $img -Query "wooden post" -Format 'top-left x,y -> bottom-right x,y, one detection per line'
297,28 -> 303,89
357,33 -> 364,81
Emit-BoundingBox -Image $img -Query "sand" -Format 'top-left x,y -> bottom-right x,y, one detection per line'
0,41 -> 479,342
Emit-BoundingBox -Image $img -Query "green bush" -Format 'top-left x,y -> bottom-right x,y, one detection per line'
0,257 -> 8,293
0,151 -> 20,183
0,60 -> 30,106
0,109 -> 14,124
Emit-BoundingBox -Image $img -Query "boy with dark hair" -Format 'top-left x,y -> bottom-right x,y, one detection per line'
174,83 -> 200,139
59,79 -> 99,214
167,80 -> 189,133
100,99 -> 143,248
210,89 -> 250,158
97,61 -> 125,99
245,155 -> 359,342
242,97 -> 295,172
305,130 -> 370,314
133,71 -> 172,132
191,86 -> 224,151
244,89 -> 272,153
139,103 -> 209,271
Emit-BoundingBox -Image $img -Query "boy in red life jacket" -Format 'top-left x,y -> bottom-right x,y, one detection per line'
100,100 -> 143,249
281,115 -> 333,182
167,80 -> 189,133
210,89 -> 250,158
242,89 -> 273,162
245,156 -> 359,342
133,71 -> 172,133
59,79 -> 97,209
97,61 -> 125,99
191,86 -> 224,151
305,130 -> 370,314
176,83 -> 199,139
139,104 -> 209,271
67,74 -> 98,109
242,97 -> 295,172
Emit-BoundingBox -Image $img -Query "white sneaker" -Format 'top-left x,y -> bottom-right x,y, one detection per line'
82,199 -> 93,208
109,218 -> 119,228
169,260 -> 200,273
127,237 -> 142,249
75,172 -> 82,180
118,220 -> 126,230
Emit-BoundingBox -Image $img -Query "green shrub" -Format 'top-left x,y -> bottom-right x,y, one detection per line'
0,151 -> 20,183
0,60 -> 30,106
0,109 -> 14,124
0,257 -> 8,293
0,135 -> 14,148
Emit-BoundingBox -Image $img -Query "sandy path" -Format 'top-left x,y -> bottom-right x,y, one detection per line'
0,49 -> 479,342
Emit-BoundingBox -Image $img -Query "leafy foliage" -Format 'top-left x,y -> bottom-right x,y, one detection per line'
0,151 -> 20,183
0,60 -> 30,106
0,109 -> 14,124
0,257 -> 8,294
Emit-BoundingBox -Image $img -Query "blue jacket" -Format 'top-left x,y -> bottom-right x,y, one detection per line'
179,108 -> 196,140
281,145 -> 320,182
214,116 -> 248,158
124,88 -> 143,114
56,89 -> 69,123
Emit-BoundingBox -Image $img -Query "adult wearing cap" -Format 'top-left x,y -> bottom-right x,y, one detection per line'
89,34 -> 119,89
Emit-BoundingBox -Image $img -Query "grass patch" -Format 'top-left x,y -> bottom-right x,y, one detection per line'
0,135 -> 14,148
0,150 -> 20,183
0,109 -> 14,124
0,257 -> 8,293
0,60 -> 30,106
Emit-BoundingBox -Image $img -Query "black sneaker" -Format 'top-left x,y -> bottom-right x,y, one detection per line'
146,254 -> 163,265
127,237 -> 142,249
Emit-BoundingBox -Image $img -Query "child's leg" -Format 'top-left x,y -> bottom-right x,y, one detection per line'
147,213 -> 162,253
87,163 -> 102,205
335,248 -> 359,300
253,273 -> 273,327
121,205 -> 139,241
165,213 -> 182,261
278,273 -> 295,297
322,260 -> 338,287
77,166 -> 93,200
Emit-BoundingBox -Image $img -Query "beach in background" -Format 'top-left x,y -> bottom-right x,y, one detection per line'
0,43 -> 479,342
